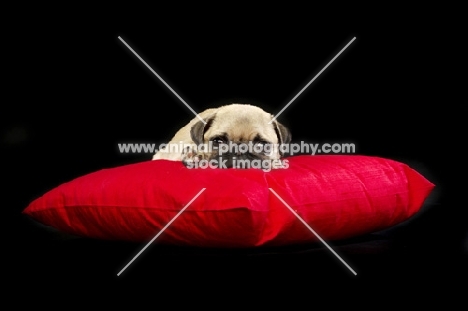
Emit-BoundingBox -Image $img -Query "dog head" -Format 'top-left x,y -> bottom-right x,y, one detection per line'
189,104 -> 291,168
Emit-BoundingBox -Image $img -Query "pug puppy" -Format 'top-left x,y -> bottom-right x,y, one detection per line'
152,103 -> 291,169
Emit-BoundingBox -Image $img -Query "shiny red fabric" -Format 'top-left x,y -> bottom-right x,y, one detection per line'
23,155 -> 435,247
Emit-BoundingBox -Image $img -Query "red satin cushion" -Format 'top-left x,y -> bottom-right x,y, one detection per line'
23,155 -> 434,247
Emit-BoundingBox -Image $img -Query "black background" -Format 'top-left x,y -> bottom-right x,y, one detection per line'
3,7 -> 466,299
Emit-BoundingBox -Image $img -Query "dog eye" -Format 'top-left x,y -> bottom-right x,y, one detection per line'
254,140 -> 268,147
254,140 -> 272,154
211,137 -> 226,145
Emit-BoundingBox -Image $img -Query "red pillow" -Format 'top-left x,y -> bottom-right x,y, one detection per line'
22,155 -> 434,247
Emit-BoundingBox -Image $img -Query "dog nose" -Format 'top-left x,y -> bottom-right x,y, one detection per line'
235,143 -> 249,155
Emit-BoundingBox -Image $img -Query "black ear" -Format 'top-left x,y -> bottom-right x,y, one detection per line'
273,120 -> 292,146
273,120 -> 292,157
190,114 -> 215,145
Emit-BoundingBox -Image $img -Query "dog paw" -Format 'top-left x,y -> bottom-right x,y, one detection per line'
182,146 -> 203,167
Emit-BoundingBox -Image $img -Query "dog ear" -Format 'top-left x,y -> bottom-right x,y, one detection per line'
273,120 -> 291,155
190,114 -> 215,145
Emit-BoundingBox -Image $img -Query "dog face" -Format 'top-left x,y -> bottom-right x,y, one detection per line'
188,104 -> 291,168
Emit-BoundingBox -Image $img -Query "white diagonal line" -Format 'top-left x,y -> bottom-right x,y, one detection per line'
269,37 -> 356,124
117,188 -> 206,276
269,188 -> 357,275
118,36 -> 206,124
